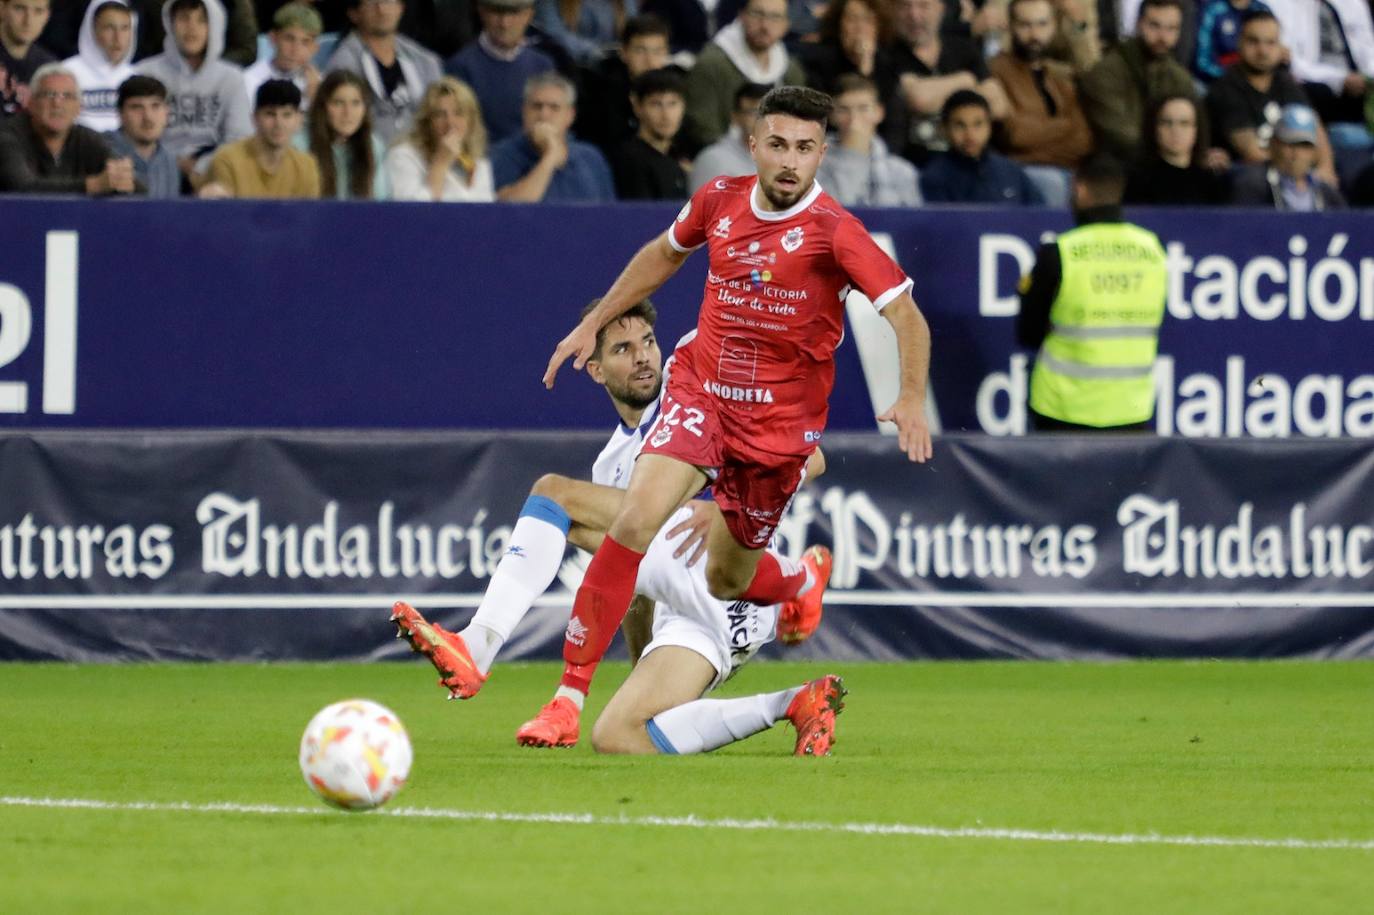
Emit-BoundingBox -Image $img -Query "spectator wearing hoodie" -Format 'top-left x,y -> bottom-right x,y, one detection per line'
325,0 -> 442,144
1,0 -> 58,117
64,0 -> 137,131
135,0 -> 251,181
682,0 -> 805,149
242,2 -> 319,108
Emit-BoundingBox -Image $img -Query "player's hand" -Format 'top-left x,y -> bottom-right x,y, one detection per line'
543,321 -> 599,388
878,394 -> 933,463
667,500 -> 716,567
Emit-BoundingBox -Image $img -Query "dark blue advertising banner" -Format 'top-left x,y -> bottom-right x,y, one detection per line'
2,431 -> 1371,661
0,201 -> 1371,436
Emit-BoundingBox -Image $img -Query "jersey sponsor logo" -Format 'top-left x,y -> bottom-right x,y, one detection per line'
725,240 -> 776,268
676,201 -> 691,223
781,227 -> 804,253
704,380 -> 775,403
564,616 -> 589,647
714,217 -> 732,239
718,336 -> 758,384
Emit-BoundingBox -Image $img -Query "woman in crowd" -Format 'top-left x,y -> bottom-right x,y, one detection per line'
300,71 -> 390,200
1125,95 -> 1229,205
800,0 -> 899,101
385,77 -> 494,202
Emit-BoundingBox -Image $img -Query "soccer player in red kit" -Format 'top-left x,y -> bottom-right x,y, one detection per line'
526,86 -> 933,747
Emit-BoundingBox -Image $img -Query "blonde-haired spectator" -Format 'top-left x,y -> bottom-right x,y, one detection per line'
384,75 -> 494,201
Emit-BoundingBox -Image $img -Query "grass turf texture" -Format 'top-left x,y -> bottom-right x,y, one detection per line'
2,660 -> 1372,913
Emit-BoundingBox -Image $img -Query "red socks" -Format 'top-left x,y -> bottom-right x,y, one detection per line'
560,535 -> 645,695
739,551 -> 808,605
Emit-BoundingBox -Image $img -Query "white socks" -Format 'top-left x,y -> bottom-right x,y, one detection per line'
462,495 -> 571,675
645,687 -> 802,755
553,685 -> 587,711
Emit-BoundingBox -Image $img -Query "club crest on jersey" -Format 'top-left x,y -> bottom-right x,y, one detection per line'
781,227 -> 804,253
714,216 -> 732,239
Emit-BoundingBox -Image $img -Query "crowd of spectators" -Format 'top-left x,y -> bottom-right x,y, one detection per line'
2,0 -> 1374,207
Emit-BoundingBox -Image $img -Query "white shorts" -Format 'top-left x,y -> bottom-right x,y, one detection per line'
635,506 -> 779,691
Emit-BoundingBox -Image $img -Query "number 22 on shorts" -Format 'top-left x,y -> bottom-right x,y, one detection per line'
649,401 -> 705,447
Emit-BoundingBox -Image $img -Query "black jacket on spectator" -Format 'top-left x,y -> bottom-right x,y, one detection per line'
883,36 -> 987,165
0,113 -> 110,193
575,55 -> 636,159
1205,64 -> 1309,160
642,0 -> 746,53
799,41 -> 900,101
1125,156 -> 1229,205
613,135 -> 688,200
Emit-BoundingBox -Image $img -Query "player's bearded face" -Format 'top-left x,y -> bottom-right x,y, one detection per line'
751,114 -> 826,210
595,318 -> 663,410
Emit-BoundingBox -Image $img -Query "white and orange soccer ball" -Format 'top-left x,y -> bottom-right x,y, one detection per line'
299,699 -> 413,810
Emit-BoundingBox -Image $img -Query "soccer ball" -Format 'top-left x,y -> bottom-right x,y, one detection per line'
299,699 -> 413,810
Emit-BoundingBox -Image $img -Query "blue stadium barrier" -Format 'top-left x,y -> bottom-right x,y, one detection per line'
1,200 -> 1370,436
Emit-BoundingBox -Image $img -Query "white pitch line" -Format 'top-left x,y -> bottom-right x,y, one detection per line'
2,796 -> 1370,852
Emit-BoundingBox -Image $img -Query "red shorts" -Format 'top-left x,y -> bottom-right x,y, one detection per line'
642,360 -> 811,549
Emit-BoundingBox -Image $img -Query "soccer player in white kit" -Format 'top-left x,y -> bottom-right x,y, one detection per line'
392,299 -> 845,755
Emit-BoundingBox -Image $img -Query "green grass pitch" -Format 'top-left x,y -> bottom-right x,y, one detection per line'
2,659 -> 1372,913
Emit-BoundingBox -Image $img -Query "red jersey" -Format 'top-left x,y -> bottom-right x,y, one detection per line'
667,175 -> 912,455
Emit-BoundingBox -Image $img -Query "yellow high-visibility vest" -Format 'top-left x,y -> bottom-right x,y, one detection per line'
1029,222 -> 1168,427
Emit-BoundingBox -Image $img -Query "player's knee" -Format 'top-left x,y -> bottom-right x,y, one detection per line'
530,473 -> 568,502
705,562 -> 748,601
607,512 -> 659,553
590,715 -> 637,755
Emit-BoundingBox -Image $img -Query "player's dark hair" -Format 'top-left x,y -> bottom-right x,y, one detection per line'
622,13 -> 670,44
631,68 -> 686,102
755,86 -> 833,130
734,82 -> 770,110
117,74 -> 167,108
940,88 -> 989,123
1138,0 -> 1182,17
581,298 -> 659,360
1239,8 -> 1278,31
1075,154 -> 1128,204
833,73 -> 878,99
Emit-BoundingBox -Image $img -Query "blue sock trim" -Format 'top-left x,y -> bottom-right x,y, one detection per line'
519,494 -> 571,535
645,718 -> 679,755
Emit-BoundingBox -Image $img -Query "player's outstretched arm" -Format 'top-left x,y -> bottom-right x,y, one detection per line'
544,232 -> 691,389
876,292 -> 934,463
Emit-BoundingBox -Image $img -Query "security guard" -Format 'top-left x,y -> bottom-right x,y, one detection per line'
1017,155 -> 1168,432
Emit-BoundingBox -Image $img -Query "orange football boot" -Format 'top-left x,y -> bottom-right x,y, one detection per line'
777,546 -> 832,645
784,674 -> 846,757
389,601 -> 487,699
515,696 -> 581,748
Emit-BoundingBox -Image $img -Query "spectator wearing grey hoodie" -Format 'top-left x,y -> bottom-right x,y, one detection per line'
136,0 -> 251,183
64,0 -> 138,132
325,0 -> 442,144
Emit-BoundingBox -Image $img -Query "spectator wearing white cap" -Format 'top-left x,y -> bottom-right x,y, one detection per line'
1230,103 -> 1345,209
